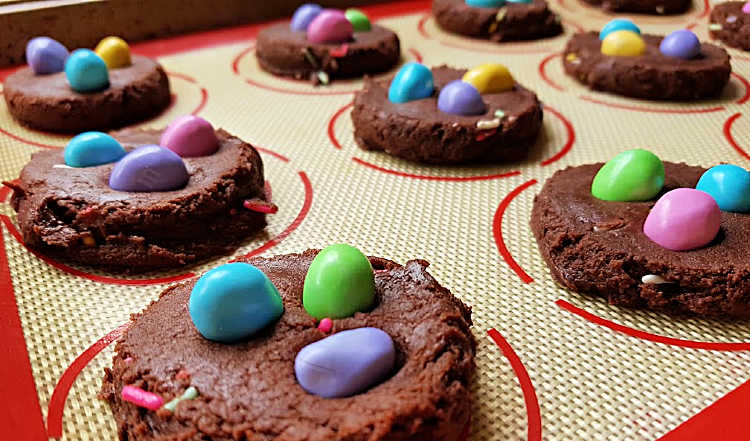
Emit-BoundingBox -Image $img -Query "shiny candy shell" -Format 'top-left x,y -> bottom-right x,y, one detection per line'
65,49 -> 109,93
108,145 -> 189,192
345,8 -> 371,31
303,244 -> 375,319
601,30 -> 646,57
64,132 -> 126,167
696,164 -> 750,213
94,36 -> 132,69
659,29 -> 701,59
744,1 -> 750,13
599,18 -> 641,40
160,115 -> 219,157
189,263 -> 284,343
438,80 -> 486,116
295,327 -> 396,398
307,9 -> 353,44
465,0 -> 506,6
591,149 -> 665,202
388,62 -> 434,103
643,188 -> 721,251
462,63 -> 514,94
291,3 -> 323,31
26,37 -> 69,75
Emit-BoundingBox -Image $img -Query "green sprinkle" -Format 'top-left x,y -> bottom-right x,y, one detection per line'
494,110 -> 506,119
162,386 -> 199,412
495,8 -> 507,22
709,23 -> 723,31
317,71 -> 330,85
163,397 -> 180,412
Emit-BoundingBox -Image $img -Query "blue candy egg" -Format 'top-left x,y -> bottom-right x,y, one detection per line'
465,0 -> 506,7
64,132 -> 126,167
64,49 -> 109,93
659,29 -> 701,60
189,263 -> 284,343
295,327 -> 396,398
108,145 -> 189,192
437,80 -> 487,116
290,3 -> 323,31
599,18 -> 641,40
388,62 -> 434,103
26,37 -> 69,75
696,164 -> 750,213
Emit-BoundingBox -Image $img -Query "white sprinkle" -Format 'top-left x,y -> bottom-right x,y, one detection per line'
316,71 -> 329,85
53,164 -> 73,169
641,274 -> 669,284
495,8 -> 507,21
727,15 -> 738,23
476,118 -> 501,130
709,23 -> 723,31
656,5 -> 665,13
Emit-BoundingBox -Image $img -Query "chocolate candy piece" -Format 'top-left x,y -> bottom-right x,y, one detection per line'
601,30 -> 646,56
643,188 -> 721,251
25,36 -> 69,75
438,80 -> 486,116
659,29 -> 701,59
303,244 -> 375,319
108,145 -> 189,192
64,131 -> 126,167
64,49 -> 109,93
696,164 -> 750,213
95,36 -> 132,69
591,149 -> 665,202
388,62 -> 434,103
189,262 -> 284,343
294,327 -> 396,398
462,63 -> 514,94
345,8 -> 371,31
307,9 -> 353,44
465,0 -> 506,6
290,3 -> 323,31
160,115 -> 219,157
599,18 -> 641,40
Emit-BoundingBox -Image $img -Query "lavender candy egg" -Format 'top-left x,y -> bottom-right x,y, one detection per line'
160,115 -> 219,157
291,3 -> 323,31
659,29 -> 701,60
295,327 -> 396,398
109,145 -> 189,192
437,80 -> 487,116
26,37 -> 69,75
307,9 -> 353,44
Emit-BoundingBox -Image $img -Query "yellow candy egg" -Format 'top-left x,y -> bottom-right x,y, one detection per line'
601,30 -> 646,57
462,63 -> 514,94
94,36 -> 131,69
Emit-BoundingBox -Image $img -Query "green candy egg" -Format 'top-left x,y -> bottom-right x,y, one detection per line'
345,8 -> 371,31
591,149 -> 665,202
303,244 -> 375,319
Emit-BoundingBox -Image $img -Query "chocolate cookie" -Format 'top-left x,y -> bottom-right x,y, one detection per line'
710,2 -> 750,51
580,0 -> 690,14
531,162 -> 750,319
352,66 -> 543,164
4,55 -> 171,133
563,32 -> 731,100
7,127 -> 271,272
100,250 -> 476,440
256,23 -> 400,84
432,0 -> 562,42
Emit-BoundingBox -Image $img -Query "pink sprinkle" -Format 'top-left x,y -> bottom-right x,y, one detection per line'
122,385 -> 164,410
243,199 -> 279,214
123,357 -> 133,364
329,43 -> 349,58
175,369 -> 191,380
317,318 -> 333,333
476,129 -> 497,141
229,208 -> 238,215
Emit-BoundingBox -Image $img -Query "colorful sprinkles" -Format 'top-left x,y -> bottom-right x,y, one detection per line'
121,385 -> 164,410
163,386 -> 199,412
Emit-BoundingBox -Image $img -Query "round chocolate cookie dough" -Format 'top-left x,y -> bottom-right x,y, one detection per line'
710,2 -> 750,51
432,0 -> 562,42
531,162 -> 750,319
100,250 -> 476,441
256,23 -> 400,84
8,128 -> 270,272
352,66 -> 543,164
563,32 -> 731,100
4,55 -> 171,133
580,0 -> 690,14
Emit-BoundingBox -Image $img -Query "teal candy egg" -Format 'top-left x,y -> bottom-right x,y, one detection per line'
465,0 -> 506,6
189,262 -> 284,343
507,0 -> 532,3
64,132 -> 126,167
599,18 -> 641,40
65,49 -> 109,93
388,62 -> 434,104
696,164 -> 750,213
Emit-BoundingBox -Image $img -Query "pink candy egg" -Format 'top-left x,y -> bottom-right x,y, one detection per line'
160,115 -> 219,157
643,188 -> 721,251
743,1 -> 750,13
307,9 -> 353,44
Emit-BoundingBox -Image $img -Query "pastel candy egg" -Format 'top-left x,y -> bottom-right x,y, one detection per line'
26,37 -> 69,75
599,18 -> 641,40
591,149 -> 665,202
307,9 -> 353,44
160,115 -> 219,157
643,188 -> 721,251
462,63 -> 514,94
659,29 -> 701,59
108,145 -> 189,192
189,263 -> 284,343
388,62 -> 434,103
303,244 -> 375,319
65,49 -> 109,93
696,164 -> 750,213
601,30 -> 646,57
438,80 -> 487,116
94,36 -> 132,69
64,132 -> 126,167
744,1 -> 750,13
345,8 -> 371,31
465,0 -> 506,7
295,327 -> 396,398
291,3 -> 323,31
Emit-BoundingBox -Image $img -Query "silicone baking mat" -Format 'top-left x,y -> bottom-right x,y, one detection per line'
1,1 -> 748,440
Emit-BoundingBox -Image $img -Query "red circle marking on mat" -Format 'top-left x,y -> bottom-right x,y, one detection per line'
555,299 -> 750,351
493,179 -> 537,283
557,0 -> 709,25
723,112 -> 750,161
540,105 -> 575,166
487,328 -> 543,441
538,53 -> 564,91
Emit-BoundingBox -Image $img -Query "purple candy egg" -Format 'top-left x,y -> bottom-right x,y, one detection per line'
26,37 -> 69,75
643,188 -> 721,251
109,145 -> 189,192
659,29 -> 701,60
307,9 -> 353,44
291,3 -> 323,31
437,80 -> 487,116
160,115 -> 219,157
